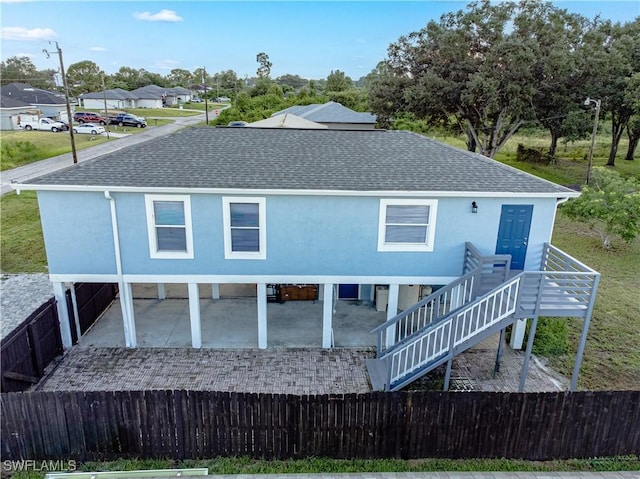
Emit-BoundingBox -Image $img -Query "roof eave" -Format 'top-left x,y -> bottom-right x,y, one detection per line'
11,182 -> 580,199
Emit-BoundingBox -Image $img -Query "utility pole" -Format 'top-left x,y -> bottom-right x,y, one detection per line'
584,97 -> 601,185
44,42 -> 78,163
203,67 -> 209,125
102,74 -> 110,139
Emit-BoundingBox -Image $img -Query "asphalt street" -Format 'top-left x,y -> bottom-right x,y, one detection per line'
1,110 -> 210,196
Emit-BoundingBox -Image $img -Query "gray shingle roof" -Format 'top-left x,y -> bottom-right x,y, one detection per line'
0,83 -> 66,105
274,101 -> 377,124
25,127 -> 574,195
80,88 -> 138,100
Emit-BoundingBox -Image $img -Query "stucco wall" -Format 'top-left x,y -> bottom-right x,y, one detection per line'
37,191 -> 557,278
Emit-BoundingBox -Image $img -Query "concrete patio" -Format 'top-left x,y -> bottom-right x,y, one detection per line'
77,295 -> 387,349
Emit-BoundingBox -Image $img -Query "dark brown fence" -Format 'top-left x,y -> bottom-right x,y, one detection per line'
2,390 -> 639,461
0,298 -> 62,393
1,283 -> 118,392
66,283 -> 118,344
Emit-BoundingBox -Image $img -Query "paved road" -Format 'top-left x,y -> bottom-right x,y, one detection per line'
1,111 -> 209,196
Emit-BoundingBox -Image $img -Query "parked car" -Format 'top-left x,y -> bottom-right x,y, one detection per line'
74,112 -> 107,125
216,97 -> 231,102
109,114 -> 147,128
227,121 -> 248,127
73,123 -> 106,135
20,118 -> 66,132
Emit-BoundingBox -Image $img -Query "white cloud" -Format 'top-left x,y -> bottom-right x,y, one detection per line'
1,26 -> 56,41
133,9 -> 183,22
154,59 -> 180,70
90,47 -> 107,52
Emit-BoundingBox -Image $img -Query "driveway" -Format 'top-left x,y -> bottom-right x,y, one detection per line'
1,110 -> 211,195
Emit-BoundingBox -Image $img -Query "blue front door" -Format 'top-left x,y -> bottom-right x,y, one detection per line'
496,205 -> 533,270
338,284 -> 359,299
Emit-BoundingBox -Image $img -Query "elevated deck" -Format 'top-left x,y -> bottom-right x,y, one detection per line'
368,243 -> 600,392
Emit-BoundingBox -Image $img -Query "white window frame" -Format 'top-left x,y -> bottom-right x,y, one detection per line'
377,199 -> 438,252
222,197 -> 266,260
144,194 -> 194,259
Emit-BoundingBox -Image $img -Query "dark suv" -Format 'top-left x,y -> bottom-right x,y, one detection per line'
74,112 -> 107,125
109,114 -> 147,128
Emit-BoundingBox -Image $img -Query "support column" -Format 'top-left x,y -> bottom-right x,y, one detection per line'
52,282 -> 73,349
257,283 -> 267,349
211,283 -> 220,299
519,317 -> 538,392
157,283 -> 166,300
322,283 -> 333,348
188,283 -> 202,348
69,283 -> 82,342
385,284 -> 400,348
510,318 -> 527,349
119,281 -> 137,348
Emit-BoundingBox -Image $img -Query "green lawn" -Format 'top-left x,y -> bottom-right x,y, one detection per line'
0,191 -> 47,272
550,213 -> 640,390
0,130 -> 112,170
8,456 -> 640,479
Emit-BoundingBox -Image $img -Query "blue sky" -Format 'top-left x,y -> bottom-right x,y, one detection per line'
1,1 -> 639,81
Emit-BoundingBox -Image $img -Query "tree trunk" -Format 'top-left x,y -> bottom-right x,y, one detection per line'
625,136 -> 639,161
466,135 -> 477,153
607,122 -> 625,167
624,122 -> 639,161
548,128 -> 560,158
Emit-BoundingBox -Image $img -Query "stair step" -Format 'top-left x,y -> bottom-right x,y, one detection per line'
366,358 -> 388,391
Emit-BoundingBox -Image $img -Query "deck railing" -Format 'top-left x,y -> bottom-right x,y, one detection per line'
371,268 -> 481,355
384,275 -> 521,390
464,242 -> 512,294
513,243 -> 600,318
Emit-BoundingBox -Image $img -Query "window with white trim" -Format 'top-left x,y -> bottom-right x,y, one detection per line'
377,199 -> 438,252
222,197 -> 266,259
145,194 -> 194,259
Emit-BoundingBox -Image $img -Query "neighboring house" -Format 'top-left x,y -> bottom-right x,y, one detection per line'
189,84 -> 206,99
248,113 -> 328,129
0,83 -> 74,127
131,85 -> 192,107
14,128 -> 599,391
79,88 -> 138,110
273,101 -> 377,129
0,95 -> 31,130
79,85 -> 195,110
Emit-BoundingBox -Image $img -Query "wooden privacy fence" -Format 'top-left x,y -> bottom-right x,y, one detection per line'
1,283 -> 118,392
2,390 -> 639,461
66,283 -> 119,344
0,298 -> 62,393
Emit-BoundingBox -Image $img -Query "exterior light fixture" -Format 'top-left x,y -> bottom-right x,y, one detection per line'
471,201 -> 478,213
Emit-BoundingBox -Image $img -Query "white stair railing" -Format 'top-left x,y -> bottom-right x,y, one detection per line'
371,269 -> 481,354
384,275 -> 521,389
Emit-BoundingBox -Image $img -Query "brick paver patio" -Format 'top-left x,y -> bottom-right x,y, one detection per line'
36,343 -> 568,394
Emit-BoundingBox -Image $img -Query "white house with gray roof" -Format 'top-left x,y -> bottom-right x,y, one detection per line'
273,101 -> 377,129
1,83 -> 74,128
14,127 -> 599,391
79,88 -> 138,110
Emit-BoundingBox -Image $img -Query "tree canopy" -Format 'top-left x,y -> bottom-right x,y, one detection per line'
367,0 -> 640,160
562,167 -> 640,248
